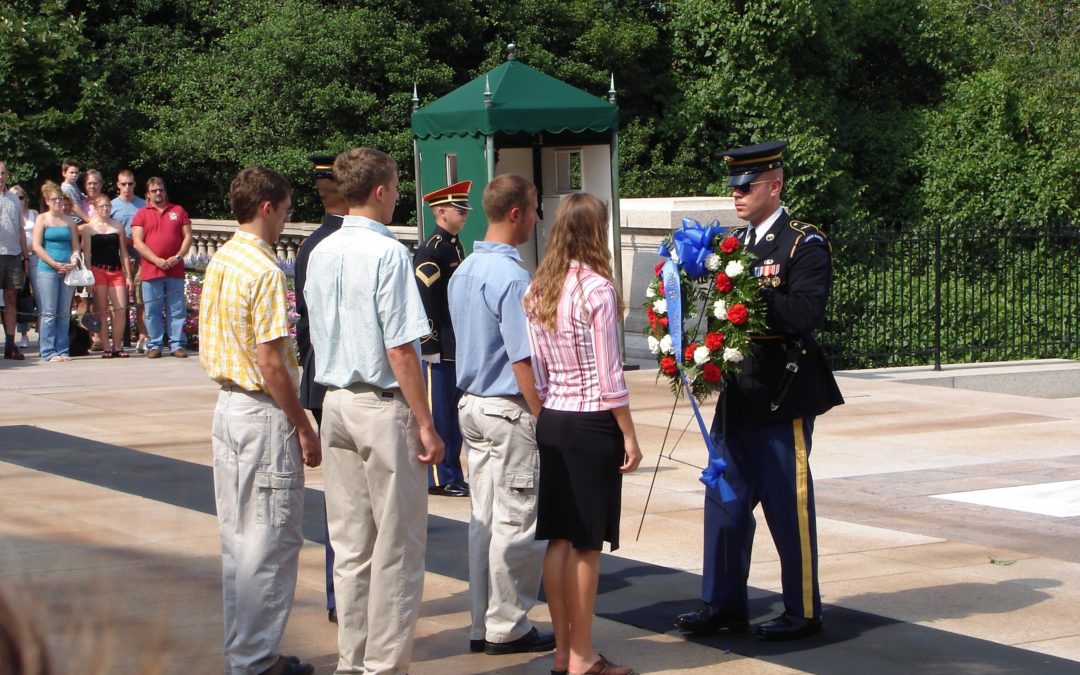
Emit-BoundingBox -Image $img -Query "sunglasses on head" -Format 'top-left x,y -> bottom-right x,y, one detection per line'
731,179 -> 772,196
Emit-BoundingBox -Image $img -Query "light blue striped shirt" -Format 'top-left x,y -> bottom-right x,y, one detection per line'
304,215 -> 428,390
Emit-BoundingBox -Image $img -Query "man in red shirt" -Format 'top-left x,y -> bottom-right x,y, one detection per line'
132,177 -> 192,358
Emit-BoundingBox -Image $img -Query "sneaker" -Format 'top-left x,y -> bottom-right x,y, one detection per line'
147,348 -> 162,359
483,627 -> 556,655
19,335 -> 30,349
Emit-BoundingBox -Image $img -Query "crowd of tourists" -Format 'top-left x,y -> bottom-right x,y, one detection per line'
0,159 -> 192,363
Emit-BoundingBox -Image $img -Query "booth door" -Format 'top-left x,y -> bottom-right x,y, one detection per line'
494,144 -> 614,275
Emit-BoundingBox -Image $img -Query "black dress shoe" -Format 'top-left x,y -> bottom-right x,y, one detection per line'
429,481 -> 469,497
755,613 -> 822,641
674,605 -> 749,635
328,607 -> 337,623
258,655 -> 314,675
484,626 -> 556,654
470,639 -> 485,653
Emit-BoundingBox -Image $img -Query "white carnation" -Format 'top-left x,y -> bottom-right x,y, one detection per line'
659,334 -> 674,354
725,260 -> 744,278
645,286 -> 656,298
647,335 -> 661,354
704,253 -> 721,272
723,347 -> 744,363
693,345 -> 711,365
712,299 -> 727,319
653,298 -> 667,314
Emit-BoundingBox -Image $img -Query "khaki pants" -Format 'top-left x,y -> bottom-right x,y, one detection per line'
458,394 -> 545,643
212,387 -> 305,675
322,385 -> 428,675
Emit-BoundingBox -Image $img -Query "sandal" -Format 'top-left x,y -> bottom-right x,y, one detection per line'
102,351 -> 114,359
581,655 -> 634,675
113,350 -> 129,358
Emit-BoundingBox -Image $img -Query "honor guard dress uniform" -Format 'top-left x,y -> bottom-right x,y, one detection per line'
294,153 -> 342,622
677,141 -> 844,641
415,181 -> 471,497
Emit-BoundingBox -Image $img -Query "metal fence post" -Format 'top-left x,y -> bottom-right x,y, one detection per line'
934,219 -> 942,371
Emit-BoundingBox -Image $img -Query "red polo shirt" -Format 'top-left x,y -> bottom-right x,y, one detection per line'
133,203 -> 191,280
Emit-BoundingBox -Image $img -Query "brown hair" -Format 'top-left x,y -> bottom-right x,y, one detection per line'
229,167 -> 291,224
333,148 -> 396,205
145,177 -> 165,190
524,192 -> 621,332
482,174 -> 535,222
61,158 -> 80,172
40,181 -> 62,201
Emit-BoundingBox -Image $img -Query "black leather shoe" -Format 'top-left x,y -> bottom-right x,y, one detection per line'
755,613 -> 822,641
429,481 -> 469,497
484,627 -> 556,654
469,639 -> 485,653
674,605 -> 749,635
328,607 -> 337,623
258,655 -> 314,675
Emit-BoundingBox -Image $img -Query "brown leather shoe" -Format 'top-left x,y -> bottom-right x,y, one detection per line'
171,348 -> 188,358
146,348 -> 162,359
582,654 -> 634,675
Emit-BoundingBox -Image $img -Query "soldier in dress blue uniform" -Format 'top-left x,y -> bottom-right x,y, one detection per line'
295,153 -> 347,622
415,180 -> 471,497
675,141 -> 844,641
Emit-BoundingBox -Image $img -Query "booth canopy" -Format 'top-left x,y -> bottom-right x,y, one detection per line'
412,59 -> 619,140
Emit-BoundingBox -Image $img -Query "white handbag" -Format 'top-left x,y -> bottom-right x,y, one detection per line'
63,252 -> 96,287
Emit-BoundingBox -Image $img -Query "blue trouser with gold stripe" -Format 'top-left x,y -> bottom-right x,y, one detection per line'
702,416 -> 820,620
424,360 -> 465,487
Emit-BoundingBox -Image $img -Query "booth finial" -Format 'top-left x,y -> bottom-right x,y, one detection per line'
484,75 -> 493,108
609,73 -> 617,104
412,82 -> 419,112
507,43 -> 517,61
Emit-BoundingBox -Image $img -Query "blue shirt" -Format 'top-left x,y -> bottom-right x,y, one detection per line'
448,241 -> 532,397
110,196 -> 147,234
304,215 -> 428,390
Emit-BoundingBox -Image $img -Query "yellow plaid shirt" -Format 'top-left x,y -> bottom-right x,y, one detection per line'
198,230 -> 299,392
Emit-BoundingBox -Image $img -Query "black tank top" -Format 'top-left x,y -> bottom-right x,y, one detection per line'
90,232 -> 122,269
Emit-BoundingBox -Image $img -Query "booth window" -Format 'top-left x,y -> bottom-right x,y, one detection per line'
555,150 -> 582,193
445,154 -> 458,183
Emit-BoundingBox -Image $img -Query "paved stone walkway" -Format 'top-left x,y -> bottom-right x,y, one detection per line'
2,341 -> 1078,674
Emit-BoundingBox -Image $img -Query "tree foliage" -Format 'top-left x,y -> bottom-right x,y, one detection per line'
1,0 -> 1077,228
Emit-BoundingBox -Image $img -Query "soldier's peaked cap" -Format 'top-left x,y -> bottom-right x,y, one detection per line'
308,154 -> 336,180
423,180 -> 472,210
716,140 -> 788,187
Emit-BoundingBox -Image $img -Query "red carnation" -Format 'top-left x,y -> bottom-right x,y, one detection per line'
660,356 -> 678,376
702,362 -> 722,383
659,316 -> 669,327
655,261 -> 665,275
684,342 -> 699,362
727,304 -> 749,325
714,273 -> 733,293
647,307 -> 658,326
705,332 -> 724,350
658,281 -> 665,295
720,236 -> 740,253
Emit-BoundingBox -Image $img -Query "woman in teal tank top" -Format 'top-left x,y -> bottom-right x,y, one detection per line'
31,182 -> 80,362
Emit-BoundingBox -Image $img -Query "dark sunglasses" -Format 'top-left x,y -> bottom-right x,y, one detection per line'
149,188 -> 165,193
731,180 -> 772,196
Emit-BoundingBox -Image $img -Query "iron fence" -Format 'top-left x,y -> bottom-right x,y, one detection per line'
819,220 -> 1080,370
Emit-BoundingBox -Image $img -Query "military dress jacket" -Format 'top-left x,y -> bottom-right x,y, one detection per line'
721,210 -> 844,428
413,226 -> 465,361
295,213 -> 342,410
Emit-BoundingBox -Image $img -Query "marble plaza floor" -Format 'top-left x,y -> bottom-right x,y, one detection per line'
2,340 -> 1079,674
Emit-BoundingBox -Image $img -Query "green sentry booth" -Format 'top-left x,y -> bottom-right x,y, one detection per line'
411,44 -> 622,279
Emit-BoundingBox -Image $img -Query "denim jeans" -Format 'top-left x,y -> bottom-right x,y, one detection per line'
35,266 -> 75,360
142,275 -> 187,351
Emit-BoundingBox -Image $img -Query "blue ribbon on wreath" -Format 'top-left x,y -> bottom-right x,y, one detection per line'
657,224 -> 737,504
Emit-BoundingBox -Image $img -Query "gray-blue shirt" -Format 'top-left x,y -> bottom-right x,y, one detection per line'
111,196 -> 147,261
304,215 -> 428,390
448,241 -> 532,397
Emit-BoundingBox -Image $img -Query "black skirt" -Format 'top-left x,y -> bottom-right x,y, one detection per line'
535,408 -> 624,551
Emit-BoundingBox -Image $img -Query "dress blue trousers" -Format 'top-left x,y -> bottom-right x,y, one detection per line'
424,360 -> 465,487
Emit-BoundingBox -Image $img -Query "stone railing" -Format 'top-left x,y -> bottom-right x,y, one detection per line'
190,197 -> 740,362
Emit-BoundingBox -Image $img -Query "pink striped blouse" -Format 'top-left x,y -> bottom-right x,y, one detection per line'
527,262 -> 629,412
